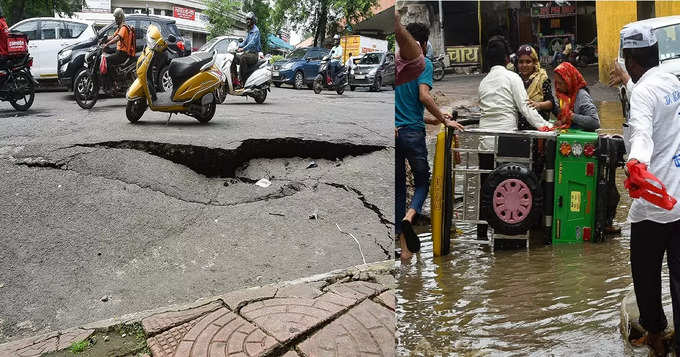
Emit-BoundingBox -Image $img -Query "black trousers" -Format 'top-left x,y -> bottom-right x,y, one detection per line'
631,219 -> 680,346
232,52 -> 258,84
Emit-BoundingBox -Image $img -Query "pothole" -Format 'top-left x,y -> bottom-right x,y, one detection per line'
78,138 -> 385,178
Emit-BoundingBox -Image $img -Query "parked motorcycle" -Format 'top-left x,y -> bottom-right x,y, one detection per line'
1,32 -> 36,111
74,37 -> 137,109
313,55 -> 347,95
574,38 -> 597,67
215,41 -> 271,104
125,25 -> 223,123
433,54 -> 446,81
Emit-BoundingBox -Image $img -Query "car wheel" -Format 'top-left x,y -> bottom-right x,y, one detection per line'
371,76 -> 382,92
274,82 -> 281,88
480,163 -> 542,236
294,71 -> 305,90
157,66 -> 172,92
350,86 -> 356,91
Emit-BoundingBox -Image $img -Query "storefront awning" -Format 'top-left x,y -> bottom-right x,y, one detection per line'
267,34 -> 294,50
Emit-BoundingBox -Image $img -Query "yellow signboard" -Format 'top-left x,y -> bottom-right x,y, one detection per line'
446,46 -> 480,65
570,191 -> 581,212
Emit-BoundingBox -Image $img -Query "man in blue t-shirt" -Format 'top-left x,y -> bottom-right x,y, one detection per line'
395,22 -> 464,261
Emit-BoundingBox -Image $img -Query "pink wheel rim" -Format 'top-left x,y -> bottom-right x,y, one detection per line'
492,179 -> 532,224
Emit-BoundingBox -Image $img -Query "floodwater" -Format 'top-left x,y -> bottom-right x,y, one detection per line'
396,101 -> 673,356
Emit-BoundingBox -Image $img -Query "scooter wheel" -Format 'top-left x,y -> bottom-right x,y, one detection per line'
313,76 -> 323,94
195,95 -> 216,123
480,163 -> 543,235
253,89 -> 267,104
126,99 -> 146,123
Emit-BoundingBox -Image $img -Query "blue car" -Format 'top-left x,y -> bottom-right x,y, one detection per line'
272,47 -> 329,89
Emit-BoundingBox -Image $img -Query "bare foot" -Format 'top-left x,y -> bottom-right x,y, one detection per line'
399,233 -> 413,262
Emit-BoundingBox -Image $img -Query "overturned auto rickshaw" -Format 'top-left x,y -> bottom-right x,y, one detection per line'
430,113 -> 626,256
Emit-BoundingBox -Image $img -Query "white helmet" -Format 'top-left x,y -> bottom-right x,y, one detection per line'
113,8 -> 125,23
245,12 -> 257,24
333,34 -> 340,41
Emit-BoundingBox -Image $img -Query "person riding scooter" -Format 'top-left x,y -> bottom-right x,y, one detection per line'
232,12 -> 261,88
329,34 -> 343,84
101,8 -> 135,83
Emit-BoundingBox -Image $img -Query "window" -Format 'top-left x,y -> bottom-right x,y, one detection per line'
41,20 -> 61,40
137,20 -> 151,39
153,9 -> 163,16
307,50 -> 323,60
59,21 -> 88,39
12,20 -> 38,41
214,40 -> 228,54
100,24 -> 117,39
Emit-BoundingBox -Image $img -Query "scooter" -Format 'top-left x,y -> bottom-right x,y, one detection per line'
75,36 -> 137,109
313,55 -> 346,95
1,32 -> 36,111
215,41 -> 271,104
125,24 -> 224,123
433,54 -> 446,81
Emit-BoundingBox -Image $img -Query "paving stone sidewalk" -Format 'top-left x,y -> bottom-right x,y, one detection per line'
0,261 -> 395,357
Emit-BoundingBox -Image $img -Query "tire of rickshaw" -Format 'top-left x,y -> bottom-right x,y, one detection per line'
480,163 -> 543,236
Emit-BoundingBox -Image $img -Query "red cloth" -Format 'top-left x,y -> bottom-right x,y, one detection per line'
395,51 -> 425,86
0,18 -> 8,56
554,62 -> 587,129
99,55 -> 107,75
624,161 -> 677,211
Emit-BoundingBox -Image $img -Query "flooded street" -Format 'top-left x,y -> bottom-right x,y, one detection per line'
396,98 -> 673,355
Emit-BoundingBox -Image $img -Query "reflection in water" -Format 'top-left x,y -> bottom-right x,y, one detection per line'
396,101 -> 672,355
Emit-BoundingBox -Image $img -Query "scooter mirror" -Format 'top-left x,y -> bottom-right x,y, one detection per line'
238,38 -> 244,43
167,35 -> 177,43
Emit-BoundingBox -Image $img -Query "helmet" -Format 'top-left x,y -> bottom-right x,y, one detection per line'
113,8 -> 125,23
333,34 -> 340,41
245,12 -> 257,24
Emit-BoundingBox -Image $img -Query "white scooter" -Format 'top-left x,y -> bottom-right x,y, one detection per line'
215,40 -> 272,104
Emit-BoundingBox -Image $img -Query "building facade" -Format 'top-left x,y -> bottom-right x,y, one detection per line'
75,0 -> 247,50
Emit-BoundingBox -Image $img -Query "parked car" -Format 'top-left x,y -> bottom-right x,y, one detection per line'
57,14 -> 190,93
198,36 -> 242,54
348,51 -> 395,91
10,17 -> 96,82
272,47 -> 329,89
617,15 -> 680,119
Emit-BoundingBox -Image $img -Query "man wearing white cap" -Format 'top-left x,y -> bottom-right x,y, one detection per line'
610,22 -> 680,356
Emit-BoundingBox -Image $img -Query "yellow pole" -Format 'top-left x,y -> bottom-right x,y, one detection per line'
431,125 -> 446,257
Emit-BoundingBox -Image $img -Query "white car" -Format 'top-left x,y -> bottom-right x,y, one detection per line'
618,15 -> 680,118
10,17 -> 96,81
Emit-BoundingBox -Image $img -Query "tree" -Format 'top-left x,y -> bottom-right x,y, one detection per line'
273,0 -> 377,47
243,0 -> 272,53
204,0 -> 241,40
1,0 -> 85,26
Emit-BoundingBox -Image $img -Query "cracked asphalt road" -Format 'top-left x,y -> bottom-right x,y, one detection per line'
0,86 -> 394,343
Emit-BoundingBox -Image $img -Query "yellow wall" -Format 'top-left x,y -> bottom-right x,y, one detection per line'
655,0 -> 680,17
596,1 -> 637,84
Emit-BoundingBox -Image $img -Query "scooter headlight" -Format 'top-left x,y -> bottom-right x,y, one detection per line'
227,41 -> 238,53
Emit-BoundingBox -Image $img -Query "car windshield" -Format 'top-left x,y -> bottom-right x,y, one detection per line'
166,23 -> 181,37
656,23 -> 680,61
200,37 -> 220,51
359,53 -> 384,65
286,48 -> 308,59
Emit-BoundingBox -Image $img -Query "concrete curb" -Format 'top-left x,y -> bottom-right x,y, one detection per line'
0,260 -> 395,356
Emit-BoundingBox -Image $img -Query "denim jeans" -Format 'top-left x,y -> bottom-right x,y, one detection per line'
395,127 -> 430,235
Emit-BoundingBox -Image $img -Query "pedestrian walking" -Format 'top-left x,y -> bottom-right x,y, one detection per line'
610,23 -> 680,357
395,22 -> 464,261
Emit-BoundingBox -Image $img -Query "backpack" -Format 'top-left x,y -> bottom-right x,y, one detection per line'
120,24 -> 135,57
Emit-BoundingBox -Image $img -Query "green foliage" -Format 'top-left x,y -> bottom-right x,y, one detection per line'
273,0 -> 378,47
269,54 -> 284,64
386,33 -> 395,52
69,339 -> 90,353
243,0 -> 271,53
205,0 -> 241,40
1,0 -> 85,26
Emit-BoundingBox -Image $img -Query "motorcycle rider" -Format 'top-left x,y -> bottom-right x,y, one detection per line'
101,8 -> 134,83
233,12 -> 261,88
329,34 -> 343,84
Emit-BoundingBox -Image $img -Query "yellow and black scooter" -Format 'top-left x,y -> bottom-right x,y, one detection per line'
125,25 -> 224,123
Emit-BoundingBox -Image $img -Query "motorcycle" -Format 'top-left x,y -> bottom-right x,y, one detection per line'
313,55 -> 347,95
1,32 -> 36,111
574,38 -> 597,67
125,24 -> 223,123
74,37 -> 138,109
433,54 -> 446,81
215,41 -> 271,104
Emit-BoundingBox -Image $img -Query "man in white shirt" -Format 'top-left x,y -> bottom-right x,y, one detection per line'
329,35 -> 343,83
476,41 -> 552,240
610,23 -> 680,356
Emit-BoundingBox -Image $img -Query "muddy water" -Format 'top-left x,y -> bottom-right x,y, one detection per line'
397,101 -> 672,356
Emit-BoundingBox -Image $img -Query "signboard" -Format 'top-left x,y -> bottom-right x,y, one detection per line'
83,0 -> 110,13
531,5 -> 576,18
446,46 -> 480,66
173,6 -> 196,21
197,13 -> 210,24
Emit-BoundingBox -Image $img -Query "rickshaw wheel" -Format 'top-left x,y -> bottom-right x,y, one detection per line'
481,163 -> 542,236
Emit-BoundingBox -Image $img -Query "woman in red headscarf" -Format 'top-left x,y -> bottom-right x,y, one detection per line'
553,62 -> 600,130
